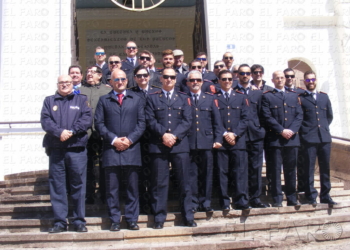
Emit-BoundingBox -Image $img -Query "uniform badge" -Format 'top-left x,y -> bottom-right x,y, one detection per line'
53,105 -> 58,111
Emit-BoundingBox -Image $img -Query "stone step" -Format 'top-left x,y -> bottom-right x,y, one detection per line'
1,200 -> 349,233
0,177 -> 48,188
0,212 -> 348,249
4,170 -> 48,181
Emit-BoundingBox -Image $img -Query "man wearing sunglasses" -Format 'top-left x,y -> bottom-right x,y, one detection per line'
121,41 -> 139,74
215,70 -> 250,211
106,55 -> 122,82
186,70 -> 223,213
222,52 -> 234,71
196,51 -> 217,82
41,75 -> 92,233
262,71 -> 303,207
233,64 -> 268,208
80,66 -> 111,204
298,71 -> 336,206
146,68 -> 196,229
127,50 -> 161,88
94,46 -> 109,79
250,64 -> 274,92
95,69 -> 146,231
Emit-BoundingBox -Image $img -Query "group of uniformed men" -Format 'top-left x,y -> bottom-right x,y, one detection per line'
40,41 -> 336,234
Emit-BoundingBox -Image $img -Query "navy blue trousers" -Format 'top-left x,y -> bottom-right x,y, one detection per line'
48,147 -> 87,228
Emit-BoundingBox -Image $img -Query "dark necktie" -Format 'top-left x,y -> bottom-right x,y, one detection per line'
166,92 -> 171,104
194,94 -> 198,105
117,93 -> 124,106
225,92 -> 230,102
130,58 -> 134,65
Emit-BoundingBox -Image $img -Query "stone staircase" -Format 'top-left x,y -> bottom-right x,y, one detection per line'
0,169 -> 349,249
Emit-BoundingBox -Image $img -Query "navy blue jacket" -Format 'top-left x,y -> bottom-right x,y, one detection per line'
234,86 -> 266,142
298,90 -> 333,143
121,58 -> 139,74
188,92 -> 223,150
146,90 -> 192,153
41,92 -> 92,148
215,90 -> 249,150
94,90 -> 146,167
262,89 -> 303,147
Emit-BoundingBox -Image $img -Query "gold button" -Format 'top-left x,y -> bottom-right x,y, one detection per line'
196,121 -> 199,124
227,106 -> 230,109
316,106 -> 318,108
318,125 -> 321,127
285,118 -> 287,121
197,128 -> 199,131
228,113 -> 230,116
285,111 -> 287,113
196,115 -> 199,118
318,118 -> 320,121
168,114 -> 171,116
228,120 -> 230,123
228,128 -> 231,130
316,112 -> 319,114
196,108 -> 198,111
169,129 -> 171,131
284,103 -> 286,106
169,121 -> 171,124
169,107 -> 171,110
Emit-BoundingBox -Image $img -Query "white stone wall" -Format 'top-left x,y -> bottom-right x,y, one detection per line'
205,0 -> 350,138
0,0 -> 73,180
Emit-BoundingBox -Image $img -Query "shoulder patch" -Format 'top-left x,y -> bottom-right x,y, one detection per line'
235,90 -> 244,94
263,90 -> 271,94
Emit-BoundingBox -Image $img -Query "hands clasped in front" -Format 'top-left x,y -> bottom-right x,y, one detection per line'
113,137 -> 132,151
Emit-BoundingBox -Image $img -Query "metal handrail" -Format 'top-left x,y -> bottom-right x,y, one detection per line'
332,136 -> 350,142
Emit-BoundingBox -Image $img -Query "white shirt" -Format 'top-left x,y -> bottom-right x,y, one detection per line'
162,89 -> 174,99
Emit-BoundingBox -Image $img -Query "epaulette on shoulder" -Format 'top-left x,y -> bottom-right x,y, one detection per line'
235,90 -> 244,94
320,91 -> 328,94
204,92 -> 214,95
150,91 -> 161,95
150,85 -> 161,89
289,89 -> 296,93
177,91 -> 188,95
263,90 -> 272,94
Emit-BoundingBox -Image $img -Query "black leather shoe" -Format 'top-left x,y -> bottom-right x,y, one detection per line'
308,200 -> 317,206
48,225 -> 66,233
272,203 -> 283,207
153,222 -> 164,229
287,201 -> 301,207
127,221 -> 139,230
110,222 -> 121,231
75,224 -> 88,232
235,205 -> 252,210
203,207 -> 214,212
222,206 -> 230,211
320,198 -> 337,206
251,202 -> 268,208
186,220 -> 197,227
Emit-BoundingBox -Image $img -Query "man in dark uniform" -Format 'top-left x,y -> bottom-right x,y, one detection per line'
298,70 -> 337,206
80,66 -> 111,203
215,69 -> 250,210
262,71 -> 303,207
127,50 -> 161,88
146,68 -> 196,229
41,75 -> 92,233
130,65 -> 161,214
186,70 -> 223,212
183,60 -> 216,94
95,69 -> 146,231
121,41 -> 139,74
233,64 -> 268,208
157,49 -> 187,92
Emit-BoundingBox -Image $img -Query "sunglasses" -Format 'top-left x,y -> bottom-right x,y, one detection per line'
191,65 -> 202,69
214,64 -> 225,69
114,78 -> 126,82
221,78 -> 233,81
239,72 -> 251,76
127,46 -> 137,50
224,57 -> 233,60
95,52 -> 105,56
189,78 -> 202,82
163,75 -> 176,80
135,74 -> 149,78
139,56 -> 151,61
253,71 -> 263,75
305,78 -> 316,82
233,70 -> 238,73
109,61 -> 120,65
196,58 -> 207,61
285,75 -> 295,79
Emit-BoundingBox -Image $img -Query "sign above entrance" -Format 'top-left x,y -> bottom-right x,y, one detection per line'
110,0 -> 166,12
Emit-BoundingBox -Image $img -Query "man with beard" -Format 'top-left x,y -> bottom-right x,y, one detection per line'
250,64 -> 274,91
233,64 -> 268,208
186,70 -> 223,212
80,66 -> 111,203
262,71 -> 303,207
298,70 -> 336,206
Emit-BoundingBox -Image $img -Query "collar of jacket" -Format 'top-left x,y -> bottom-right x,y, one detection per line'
54,91 -> 75,100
